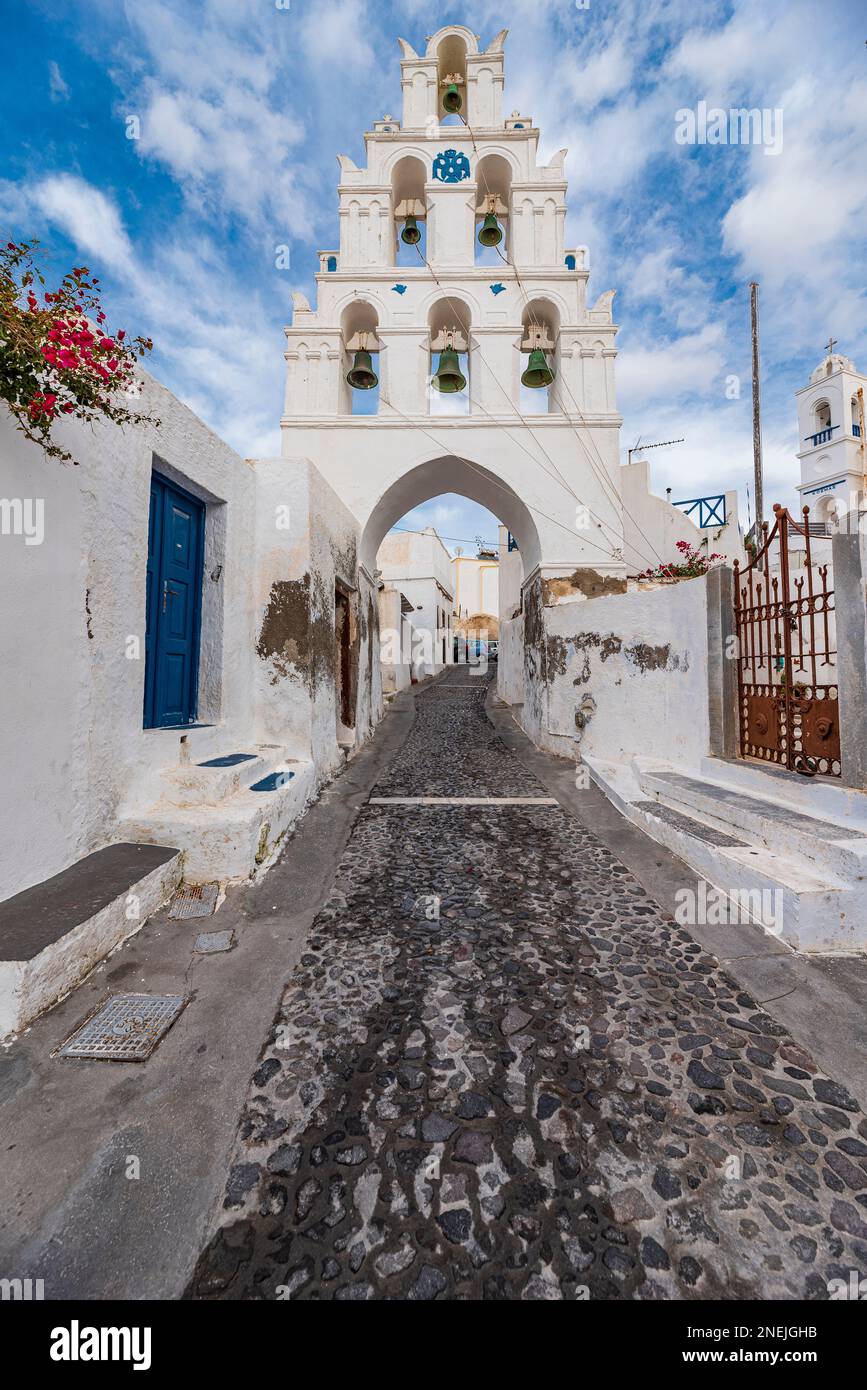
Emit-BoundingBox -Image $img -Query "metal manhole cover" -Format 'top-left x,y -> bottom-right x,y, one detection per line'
170,883 -> 220,919
57,995 -> 188,1062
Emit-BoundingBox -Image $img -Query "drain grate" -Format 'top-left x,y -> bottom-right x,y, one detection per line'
57,994 -> 188,1062
170,883 -> 220,920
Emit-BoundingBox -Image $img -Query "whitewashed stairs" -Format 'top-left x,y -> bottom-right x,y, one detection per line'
586,754 -> 867,954
118,743 -> 316,884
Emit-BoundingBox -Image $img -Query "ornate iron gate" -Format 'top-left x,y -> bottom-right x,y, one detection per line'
733,505 -> 841,779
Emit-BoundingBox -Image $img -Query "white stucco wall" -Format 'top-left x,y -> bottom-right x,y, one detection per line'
0,385 -> 385,906
0,380 -> 256,902
531,577 -> 711,768
453,553 -> 499,622
377,527 -> 453,672
252,457 -> 381,774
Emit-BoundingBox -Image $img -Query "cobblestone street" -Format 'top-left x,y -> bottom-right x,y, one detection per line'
189,670 -> 867,1301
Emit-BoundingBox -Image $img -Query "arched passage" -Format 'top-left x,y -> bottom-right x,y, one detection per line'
360,453 -> 540,575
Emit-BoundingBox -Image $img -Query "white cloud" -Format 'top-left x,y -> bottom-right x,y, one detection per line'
297,0 -> 376,74
618,324 -> 728,405
48,61 -> 70,102
30,174 -> 134,274
721,78 -> 867,283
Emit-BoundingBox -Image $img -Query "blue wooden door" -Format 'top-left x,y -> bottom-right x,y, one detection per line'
144,474 -> 205,730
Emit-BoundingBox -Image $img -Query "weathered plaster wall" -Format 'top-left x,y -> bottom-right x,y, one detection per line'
497,525 -> 524,707
378,588 -> 413,694
523,577 -> 711,767
498,614 -> 525,706
0,378 -> 256,901
252,458 -> 381,777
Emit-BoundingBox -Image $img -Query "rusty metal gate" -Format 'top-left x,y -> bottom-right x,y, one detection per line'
733,505 -> 841,779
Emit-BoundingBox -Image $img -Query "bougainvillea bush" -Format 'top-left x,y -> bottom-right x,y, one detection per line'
637,540 -> 725,582
0,239 -> 155,465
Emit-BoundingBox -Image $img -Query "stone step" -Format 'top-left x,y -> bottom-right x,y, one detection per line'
586,758 -> 860,955
118,762 -> 317,884
635,761 -> 867,884
158,745 -> 291,807
701,755 -> 867,825
0,843 -> 182,1038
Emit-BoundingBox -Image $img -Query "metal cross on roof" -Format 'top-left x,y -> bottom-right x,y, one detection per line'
826,337 -> 838,356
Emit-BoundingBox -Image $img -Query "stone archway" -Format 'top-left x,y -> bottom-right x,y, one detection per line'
359,453 -> 541,575
361,453 -> 537,712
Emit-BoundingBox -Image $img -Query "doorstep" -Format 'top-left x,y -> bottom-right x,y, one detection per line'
0,843 -> 182,1038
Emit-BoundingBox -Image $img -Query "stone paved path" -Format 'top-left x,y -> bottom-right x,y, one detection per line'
188,670 -> 867,1300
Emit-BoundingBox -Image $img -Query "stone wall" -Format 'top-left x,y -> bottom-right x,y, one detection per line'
522,576 -> 711,768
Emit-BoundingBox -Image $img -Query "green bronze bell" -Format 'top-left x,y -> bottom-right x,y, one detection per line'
479,212 -> 503,248
521,348 -> 555,390
401,215 -> 422,245
442,83 -> 463,114
346,349 -> 378,391
431,347 -> 467,394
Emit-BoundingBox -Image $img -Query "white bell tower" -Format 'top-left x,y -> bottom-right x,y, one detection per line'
281,24 -> 626,591
796,345 -> 867,524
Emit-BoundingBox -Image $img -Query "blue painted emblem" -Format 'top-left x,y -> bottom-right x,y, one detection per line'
433,149 -> 471,183
392,284 -> 408,295
490,283 -> 506,296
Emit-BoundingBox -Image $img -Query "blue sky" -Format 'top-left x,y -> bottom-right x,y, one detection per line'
2,0 -> 865,555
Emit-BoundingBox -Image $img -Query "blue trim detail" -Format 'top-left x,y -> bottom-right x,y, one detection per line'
252,772 -> 296,793
433,149 -> 471,183
674,494 -> 727,528
199,754 -> 257,769
392,284 -> 408,295
803,479 -> 846,497
144,472 -> 205,731
490,283 -> 506,295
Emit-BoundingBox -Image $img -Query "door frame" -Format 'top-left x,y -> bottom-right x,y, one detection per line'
144,471 -> 206,731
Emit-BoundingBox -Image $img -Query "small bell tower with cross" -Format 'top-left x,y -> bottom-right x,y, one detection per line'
796,340 -> 867,524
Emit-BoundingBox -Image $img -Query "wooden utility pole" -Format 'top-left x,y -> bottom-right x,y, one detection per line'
750,282 -> 764,531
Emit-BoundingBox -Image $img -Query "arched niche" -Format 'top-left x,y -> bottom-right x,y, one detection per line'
428,296 -> 472,416
436,31 -> 469,123
812,399 -> 832,438
392,154 -> 428,266
475,152 -> 512,266
341,300 -> 381,417
520,298 -> 561,416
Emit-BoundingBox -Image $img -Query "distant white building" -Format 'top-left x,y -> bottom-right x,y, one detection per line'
797,349 -> 867,528
453,547 -> 500,638
377,526 -> 454,675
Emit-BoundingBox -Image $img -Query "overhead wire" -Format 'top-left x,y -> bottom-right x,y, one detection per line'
377,388 -> 622,562
408,237 -> 627,563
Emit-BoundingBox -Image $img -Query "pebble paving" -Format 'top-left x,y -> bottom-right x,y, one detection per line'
188,669 -> 867,1301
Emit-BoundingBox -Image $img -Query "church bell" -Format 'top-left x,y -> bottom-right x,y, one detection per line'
431,346 -> 467,394
346,349 -> 379,391
478,212 -> 503,248
401,215 -> 422,246
521,348 -> 555,390
442,83 -> 463,114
